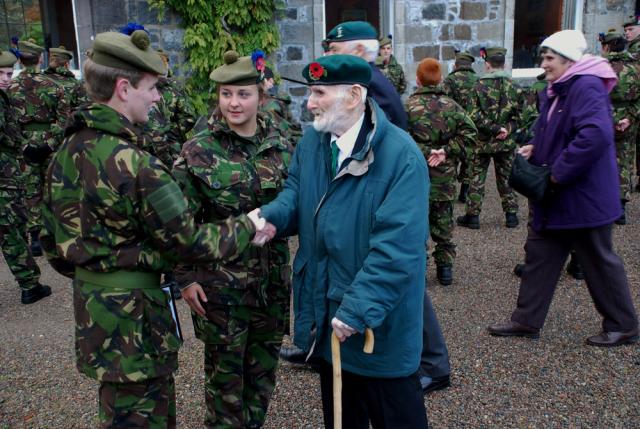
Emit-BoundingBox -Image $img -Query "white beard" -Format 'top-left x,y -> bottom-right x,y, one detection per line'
312,98 -> 352,134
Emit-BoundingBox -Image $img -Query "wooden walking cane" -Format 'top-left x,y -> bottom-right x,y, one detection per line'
331,327 -> 375,429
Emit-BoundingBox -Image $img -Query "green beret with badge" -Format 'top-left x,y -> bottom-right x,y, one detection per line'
302,54 -> 371,87
623,15 -> 640,27
209,50 -> 266,85
0,50 -> 17,67
325,21 -> 378,44
18,38 -> 44,55
454,50 -> 475,63
49,45 -> 73,61
88,30 -> 166,75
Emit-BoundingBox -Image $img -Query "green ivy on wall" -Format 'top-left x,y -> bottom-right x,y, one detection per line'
148,0 -> 284,113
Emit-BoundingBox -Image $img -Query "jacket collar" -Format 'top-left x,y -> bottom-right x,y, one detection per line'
66,103 -> 143,146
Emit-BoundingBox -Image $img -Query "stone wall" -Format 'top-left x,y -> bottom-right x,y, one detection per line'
73,0 -> 186,75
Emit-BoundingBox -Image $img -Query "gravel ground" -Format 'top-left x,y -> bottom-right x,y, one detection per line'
0,169 -> 639,428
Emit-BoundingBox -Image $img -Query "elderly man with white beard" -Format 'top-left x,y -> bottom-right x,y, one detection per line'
253,54 -> 430,428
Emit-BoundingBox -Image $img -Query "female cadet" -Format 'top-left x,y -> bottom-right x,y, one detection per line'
173,51 -> 294,428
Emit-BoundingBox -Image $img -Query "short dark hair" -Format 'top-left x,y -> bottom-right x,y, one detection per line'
19,52 -> 39,67
603,38 -> 626,52
486,54 -> 505,68
83,58 -> 144,102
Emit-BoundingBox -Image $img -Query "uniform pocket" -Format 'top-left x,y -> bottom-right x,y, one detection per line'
142,289 -> 182,356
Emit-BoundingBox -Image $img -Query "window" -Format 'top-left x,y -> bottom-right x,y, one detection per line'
325,0 -> 380,35
0,0 -> 43,50
513,0 -> 563,68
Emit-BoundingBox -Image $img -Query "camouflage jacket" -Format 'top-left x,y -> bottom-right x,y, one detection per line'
41,103 -> 255,383
470,71 -> 521,153
517,78 -> 547,144
376,55 -> 407,95
628,36 -> 640,55
173,113 -> 294,307
141,77 -> 197,168
0,90 -> 24,189
606,51 -> 640,127
69,80 -> 91,113
260,92 -> 303,143
406,85 -> 477,201
43,66 -> 77,94
443,67 -> 478,113
7,67 -> 71,154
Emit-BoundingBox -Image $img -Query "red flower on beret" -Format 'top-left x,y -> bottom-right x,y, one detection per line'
309,62 -> 326,80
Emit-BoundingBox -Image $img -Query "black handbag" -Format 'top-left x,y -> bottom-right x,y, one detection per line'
508,154 -> 551,202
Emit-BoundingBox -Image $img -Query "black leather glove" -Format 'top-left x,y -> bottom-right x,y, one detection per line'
23,144 -> 53,165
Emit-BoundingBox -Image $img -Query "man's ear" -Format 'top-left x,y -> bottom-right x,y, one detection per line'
113,77 -> 131,102
346,85 -> 364,109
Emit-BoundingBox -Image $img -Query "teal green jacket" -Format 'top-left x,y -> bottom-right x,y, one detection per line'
262,99 -> 429,378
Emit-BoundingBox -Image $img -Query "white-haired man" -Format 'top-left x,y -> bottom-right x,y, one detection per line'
256,54 -> 430,427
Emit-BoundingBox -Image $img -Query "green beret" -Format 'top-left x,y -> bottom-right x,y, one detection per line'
89,30 -> 166,75
49,45 -> 73,60
484,47 -> 507,58
623,15 -> 640,27
0,51 -> 17,67
379,36 -> 392,47
209,51 -> 261,86
455,51 -> 475,63
302,54 -> 371,87
325,21 -> 377,44
601,31 -> 624,44
18,39 -> 43,55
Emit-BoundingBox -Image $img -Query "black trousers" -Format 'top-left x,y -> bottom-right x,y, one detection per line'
512,223 -> 638,332
319,361 -> 428,429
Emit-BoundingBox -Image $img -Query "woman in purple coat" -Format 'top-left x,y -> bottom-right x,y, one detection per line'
488,30 -> 638,346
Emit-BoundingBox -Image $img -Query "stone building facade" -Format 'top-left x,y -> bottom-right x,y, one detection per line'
22,0 -> 638,118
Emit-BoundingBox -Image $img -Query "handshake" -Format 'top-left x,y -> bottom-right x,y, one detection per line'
247,208 -> 277,246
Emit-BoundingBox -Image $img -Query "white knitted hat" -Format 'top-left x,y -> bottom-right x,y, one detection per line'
541,30 -> 587,62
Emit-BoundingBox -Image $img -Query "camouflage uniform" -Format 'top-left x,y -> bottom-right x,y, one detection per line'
141,76 -> 197,168
69,80 -> 91,113
7,67 -> 70,235
376,54 -> 407,95
42,103 -> 255,428
444,66 -> 478,187
406,84 -> 477,267
516,76 -> 547,144
0,89 -> 41,292
43,66 -> 77,94
607,51 -> 640,202
173,112 -> 293,429
260,92 -> 303,144
465,71 -> 520,217
628,37 -> 640,189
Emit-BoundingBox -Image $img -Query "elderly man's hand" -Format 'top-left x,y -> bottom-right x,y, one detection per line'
248,208 -> 276,246
428,149 -> 446,167
331,317 -> 357,342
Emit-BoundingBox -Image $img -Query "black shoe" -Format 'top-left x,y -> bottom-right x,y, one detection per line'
29,231 -> 42,257
279,344 -> 308,364
513,263 -> 524,278
456,214 -> 479,229
436,265 -> 453,286
420,374 -> 451,394
21,284 -> 52,304
505,212 -> 519,228
457,184 -> 469,203
487,320 -> 540,338
566,256 -> 585,280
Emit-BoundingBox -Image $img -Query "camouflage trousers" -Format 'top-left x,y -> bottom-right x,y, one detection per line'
0,187 -> 40,290
457,157 -> 470,185
24,163 -> 45,232
192,302 -> 287,428
98,374 -> 176,429
429,200 -> 456,267
465,151 -> 518,216
617,126 -> 638,201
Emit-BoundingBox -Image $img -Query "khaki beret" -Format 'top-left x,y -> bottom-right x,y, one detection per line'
49,45 -> 73,60
379,35 -> 392,47
0,50 -> 18,68
209,51 -> 261,86
89,30 -> 166,75
18,39 -> 43,55
623,15 -> 640,27
454,50 -> 475,63
482,47 -> 507,59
